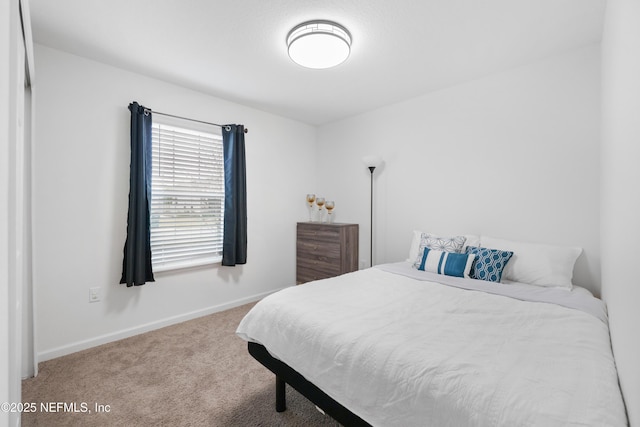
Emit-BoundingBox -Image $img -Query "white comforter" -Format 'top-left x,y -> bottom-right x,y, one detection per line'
236,263 -> 627,426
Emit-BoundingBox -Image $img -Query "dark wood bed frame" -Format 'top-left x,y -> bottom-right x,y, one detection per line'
248,342 -> 371,426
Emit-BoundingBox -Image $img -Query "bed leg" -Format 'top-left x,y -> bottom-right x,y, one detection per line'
276,375 -> 286,412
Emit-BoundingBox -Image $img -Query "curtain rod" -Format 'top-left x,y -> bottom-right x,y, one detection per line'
144,109 -> 248,133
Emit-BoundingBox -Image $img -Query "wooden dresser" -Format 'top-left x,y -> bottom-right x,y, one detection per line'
296,222 -> 359,284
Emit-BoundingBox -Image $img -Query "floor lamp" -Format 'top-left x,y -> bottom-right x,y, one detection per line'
362,155 -> 382,267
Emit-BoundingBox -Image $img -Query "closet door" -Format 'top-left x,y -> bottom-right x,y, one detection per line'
15,0 -> 36,381
17,28 -> 36,381
7,7 -> 27,422
7,0 -> 37,426
3,1 -> 28,425
4,1 -> 35,426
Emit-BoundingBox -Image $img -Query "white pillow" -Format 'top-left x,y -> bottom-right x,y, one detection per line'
480,236 -> 582,289
463,234 -> 480,250
407,230 -> 423,262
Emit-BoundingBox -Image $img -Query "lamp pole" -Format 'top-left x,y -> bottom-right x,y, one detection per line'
368,166 -> 375,267
362,155 -> 382,268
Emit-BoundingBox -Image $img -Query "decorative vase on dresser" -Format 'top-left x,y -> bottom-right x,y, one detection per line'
296,222 -> 359,284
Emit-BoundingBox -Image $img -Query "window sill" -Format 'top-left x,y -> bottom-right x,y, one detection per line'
153,256 -> 222,274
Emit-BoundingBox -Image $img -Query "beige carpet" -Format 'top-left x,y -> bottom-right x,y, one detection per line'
22,303 -> 340,426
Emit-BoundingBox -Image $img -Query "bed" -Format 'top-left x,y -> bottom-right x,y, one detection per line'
236,233 -> 628,426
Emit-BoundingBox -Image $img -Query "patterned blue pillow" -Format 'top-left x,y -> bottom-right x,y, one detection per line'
465,246 -> 514,283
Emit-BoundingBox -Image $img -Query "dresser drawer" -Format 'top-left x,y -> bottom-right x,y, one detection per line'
296,222 -> 359,284
296,257 -> 341,283
297,240 -> 341,260
297,226 -> 340,243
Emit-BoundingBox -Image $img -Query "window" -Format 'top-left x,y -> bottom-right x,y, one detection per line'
150,119 -> 224,271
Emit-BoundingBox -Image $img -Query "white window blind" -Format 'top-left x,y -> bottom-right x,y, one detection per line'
150,121 -> 224,271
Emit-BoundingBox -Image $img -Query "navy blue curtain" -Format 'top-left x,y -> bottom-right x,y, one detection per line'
221,125 -> 247,266
120,102 -> 155,286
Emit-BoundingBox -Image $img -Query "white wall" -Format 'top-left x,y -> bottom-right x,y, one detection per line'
33,44 -> 317,360
601,0 -> 640,424
317,46 -> 602,295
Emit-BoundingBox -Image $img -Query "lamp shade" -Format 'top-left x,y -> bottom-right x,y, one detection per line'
362,155 -> 383,169
287,20 -> 351,69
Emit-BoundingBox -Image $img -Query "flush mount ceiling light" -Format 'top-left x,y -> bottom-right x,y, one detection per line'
287,20 -> 352,69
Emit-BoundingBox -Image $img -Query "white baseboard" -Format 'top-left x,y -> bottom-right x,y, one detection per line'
37,288 -> 284,362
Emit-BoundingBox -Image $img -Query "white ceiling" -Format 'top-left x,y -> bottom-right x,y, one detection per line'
29,0 -> 606,125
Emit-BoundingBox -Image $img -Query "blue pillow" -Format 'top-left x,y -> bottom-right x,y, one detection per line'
464,246 -> 514,282
418,247 -> 475,278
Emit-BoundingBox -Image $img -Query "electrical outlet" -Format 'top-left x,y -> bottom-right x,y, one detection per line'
89,287 -> 101,303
